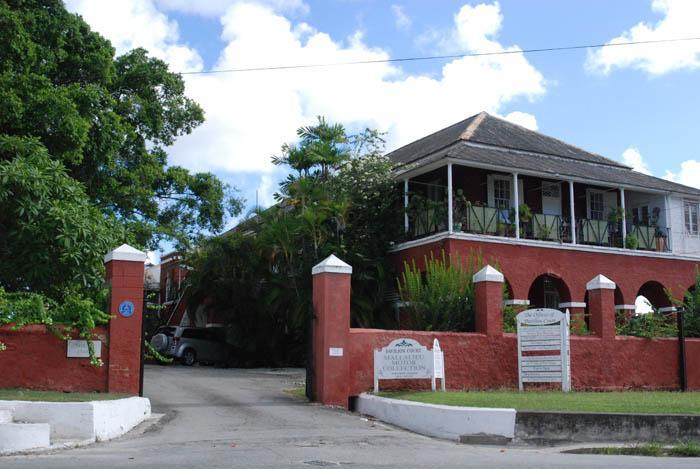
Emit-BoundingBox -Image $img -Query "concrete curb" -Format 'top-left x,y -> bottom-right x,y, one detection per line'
0,423 -> 50,453
356,393 -> 516,442
0,397 -> 151,453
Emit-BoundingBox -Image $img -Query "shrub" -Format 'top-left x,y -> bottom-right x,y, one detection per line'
397,250 -> 485,331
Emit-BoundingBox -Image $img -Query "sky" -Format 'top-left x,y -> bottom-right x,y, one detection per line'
64,0 -> 700,237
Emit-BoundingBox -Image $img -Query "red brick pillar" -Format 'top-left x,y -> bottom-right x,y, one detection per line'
104,244 -> 147,394
586,274 -> 616,340
473,265 -> 504,336
312,254 -> 352,408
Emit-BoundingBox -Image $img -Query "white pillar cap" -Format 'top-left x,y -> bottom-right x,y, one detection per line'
312,254 -> 352,275
473,265 -> 504,283
586,274 -> 616,290
104,244 -> 148,263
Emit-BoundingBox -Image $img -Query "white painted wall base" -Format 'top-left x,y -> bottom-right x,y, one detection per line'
0,423 -> 50,453
0,397 -> 150,443
356,393 -> 516,441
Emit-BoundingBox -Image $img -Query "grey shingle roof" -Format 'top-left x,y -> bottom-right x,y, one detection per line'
389,112 -> 700,196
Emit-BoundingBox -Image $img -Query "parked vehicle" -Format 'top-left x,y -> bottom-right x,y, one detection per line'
150,326 -> 232,366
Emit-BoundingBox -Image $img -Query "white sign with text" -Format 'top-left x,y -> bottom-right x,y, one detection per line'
516,308 -> 570,392
67,340 -> 102,358
373,338 -> 445,392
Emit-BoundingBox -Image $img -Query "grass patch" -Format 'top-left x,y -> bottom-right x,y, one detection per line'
284,386 -> 308,400
378,390 -> 700,414
574,442 -> 700,457
0,388 -> 128,402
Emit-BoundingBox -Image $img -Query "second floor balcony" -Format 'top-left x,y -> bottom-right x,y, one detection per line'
397,163 -> 672,253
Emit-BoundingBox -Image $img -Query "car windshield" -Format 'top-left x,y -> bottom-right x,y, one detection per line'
156,327 -> 177,337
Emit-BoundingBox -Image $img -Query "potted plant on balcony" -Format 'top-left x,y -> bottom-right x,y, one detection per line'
650,207 -> 666,251
452,189 -> 470,232
508,203 -> 532,237
625,232 -> 639,250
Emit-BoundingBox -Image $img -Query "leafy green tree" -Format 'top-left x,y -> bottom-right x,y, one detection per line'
186,118 -> 401,365
0,139 -> 123,299
0,0 -> 241,248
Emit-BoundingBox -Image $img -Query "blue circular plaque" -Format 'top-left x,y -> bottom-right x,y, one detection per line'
118,300 -> 135,318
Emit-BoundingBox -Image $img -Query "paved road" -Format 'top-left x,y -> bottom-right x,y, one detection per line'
3,365 -> 696,467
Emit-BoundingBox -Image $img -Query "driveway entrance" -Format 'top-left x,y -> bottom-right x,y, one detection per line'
2,365 -> 696,468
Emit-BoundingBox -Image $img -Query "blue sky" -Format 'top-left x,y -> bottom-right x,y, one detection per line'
66,0 -> 700,242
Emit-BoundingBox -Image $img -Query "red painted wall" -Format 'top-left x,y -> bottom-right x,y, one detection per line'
428,237 -> 698,304
0,325 -> 109,392
347,329 -> 700,395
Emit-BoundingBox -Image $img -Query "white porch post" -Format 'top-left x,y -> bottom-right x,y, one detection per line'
513,172 -> 520,239
620,187 -> 627,245
569,180 -> 576,244
403,179 -> 409,233
664,193 -> 671,251
447,163 -> 453,233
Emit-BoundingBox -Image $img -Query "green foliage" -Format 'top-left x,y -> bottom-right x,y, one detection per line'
570,313 -> 590,335
625,232 -> 639,249
502,304 -> 517,333
0,287 -> 109,366
186,119 -> 400,365
144,340 -> 173,364
397,250 -> 484,331
616,310 -> 677,338
0,147 -> 123,299
671,268 -> 700,337
0,1 -> 241,248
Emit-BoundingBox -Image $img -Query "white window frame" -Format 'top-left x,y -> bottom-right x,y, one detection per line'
685,200 -> 699,236
586,189 -> 606,221
487,174 -> 524,210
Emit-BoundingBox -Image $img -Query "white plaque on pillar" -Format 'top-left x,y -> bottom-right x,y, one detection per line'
329,347 -> 343,357
67,340 -> 102,358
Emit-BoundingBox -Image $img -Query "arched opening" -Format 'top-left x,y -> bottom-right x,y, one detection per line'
528,274 -> 571,310
614,287 -> 624,306
636,281 -> 671,314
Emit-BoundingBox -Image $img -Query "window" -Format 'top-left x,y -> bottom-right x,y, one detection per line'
632,206 -> 650,226
589,191 -> 605,220
493,179 -> 511,210
685,201 -> 699,235
542,182 -> 560,198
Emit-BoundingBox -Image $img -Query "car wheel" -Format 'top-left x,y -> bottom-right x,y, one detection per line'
181,349 -> 196,366
150,333 -> 168,353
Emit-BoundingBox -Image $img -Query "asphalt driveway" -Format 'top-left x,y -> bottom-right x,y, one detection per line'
2,364 -> 697,468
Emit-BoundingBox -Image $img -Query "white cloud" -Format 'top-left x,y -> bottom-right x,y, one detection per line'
502,111 -> 538,130
67,0 -> 545,184
391,4 -> 412,31
664,159 -> 700,188
587,0 -> 700,75
65,0 -> 203,72
621,147 -> 652,175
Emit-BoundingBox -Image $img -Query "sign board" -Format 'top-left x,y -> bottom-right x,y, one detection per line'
118,300 -> 135,318
431,339 -> 446,391
329,347 -> 343,357
373,338 -> 445,392
516,308 -> 570,392
67,340 -> 102,358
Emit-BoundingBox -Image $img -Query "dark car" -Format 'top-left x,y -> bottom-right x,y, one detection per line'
150,326 -> 232,366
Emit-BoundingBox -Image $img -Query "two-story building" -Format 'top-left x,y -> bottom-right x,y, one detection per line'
389,112 -> 699,318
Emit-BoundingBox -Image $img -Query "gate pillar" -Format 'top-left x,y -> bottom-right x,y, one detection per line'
312,255 -> 352,408
104,244 -> 147,394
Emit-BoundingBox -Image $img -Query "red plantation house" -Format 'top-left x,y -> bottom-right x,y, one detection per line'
388,112 -> 700,316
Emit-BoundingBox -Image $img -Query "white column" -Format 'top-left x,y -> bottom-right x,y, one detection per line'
664,194 -> 671,251
569,180 -> 576,244
404,179 -> 409,233
620,187 -> 627,245
447,163 -> 453,233
512,172 -> 519,239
